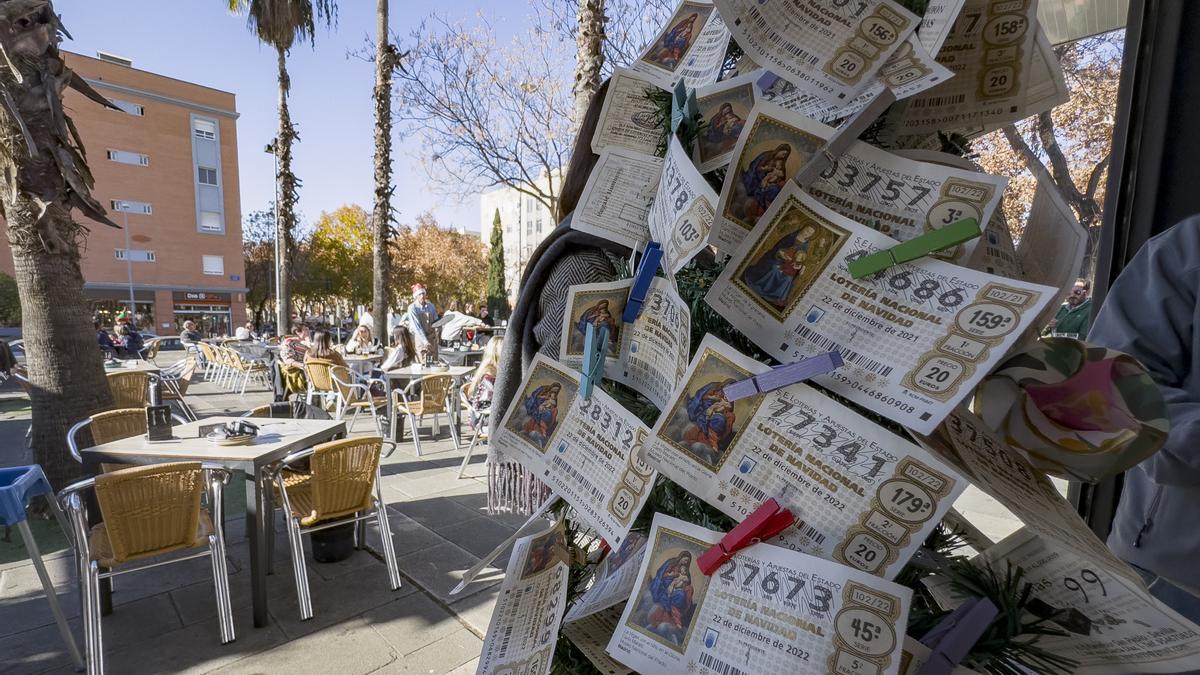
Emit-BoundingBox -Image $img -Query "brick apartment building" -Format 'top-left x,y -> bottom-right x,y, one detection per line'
0,51 -> 246,337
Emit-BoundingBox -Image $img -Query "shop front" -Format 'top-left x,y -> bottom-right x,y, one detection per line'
173,291 -> 232,338
88,288 -> 156,330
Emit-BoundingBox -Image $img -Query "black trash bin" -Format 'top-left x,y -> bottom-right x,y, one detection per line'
310,522 -> 355,563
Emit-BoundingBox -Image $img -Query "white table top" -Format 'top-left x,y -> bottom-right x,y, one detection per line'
382,365 -> 476,381
80,416 -> 346,467
103,360 -> 160,374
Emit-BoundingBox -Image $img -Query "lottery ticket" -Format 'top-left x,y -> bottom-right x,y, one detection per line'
563,607 -> 633,675
714,103 -> 1009,263
607,513 -> 913,675
694,73 -> 758,173
558,276 -> 690,410
476,520 -> 570,675
592,68 -> 669,155
492,354 -> 657,546
965,528 -> 1200,674
898,636 -> 982,675
897,0 -> 1040,135
645,334 -> 967,579
651,138 -> 719,274
914,407 -> 1139,584
707,183 -> 1054,433
565,533 -> 649,623
715,0 -> 918,108
572,147 -> 663,249
634,0 -> 730,90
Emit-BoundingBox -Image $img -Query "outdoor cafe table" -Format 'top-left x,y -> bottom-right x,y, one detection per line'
80,416 -> 347,628
102,359 -> 160,375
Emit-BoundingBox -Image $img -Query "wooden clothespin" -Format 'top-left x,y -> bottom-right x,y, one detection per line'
723,352 -> 844,401
847,217 -> 981,279
698,498 -> 795,575
623,241 -> 663,323
579,322 -> 608,401
915,597 -> 998,675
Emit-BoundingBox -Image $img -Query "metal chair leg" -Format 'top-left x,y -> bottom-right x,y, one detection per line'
286,516 -> 313,620
208,535 -> 236,644
458,432 -> 481,479
355,517 -> 367,550
408,413 -> 422,457
17,521 -> 84,670
374,496 -> 402,591
83,560 -> 103,675
447,412 -> 461,451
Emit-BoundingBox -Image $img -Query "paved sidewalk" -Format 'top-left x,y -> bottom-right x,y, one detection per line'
0,354 -> 518,674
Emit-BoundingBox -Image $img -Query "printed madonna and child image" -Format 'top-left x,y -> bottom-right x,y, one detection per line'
505,362 -> 579,452
565,290 -> 624,357
626,529 -> 710,651
642,2 -> 713,72
724,116 -> 823,231
658,349 -> 755,471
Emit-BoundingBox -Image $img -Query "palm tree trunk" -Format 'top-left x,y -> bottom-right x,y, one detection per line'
572,0 -> 605,136
371,0 -> 396,342
275,46 -> 298,334
4,197 -> 114,489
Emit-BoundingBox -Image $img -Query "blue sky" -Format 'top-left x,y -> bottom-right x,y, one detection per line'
57,0 -> 540,235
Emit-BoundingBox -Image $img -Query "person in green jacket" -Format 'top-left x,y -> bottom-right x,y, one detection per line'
1044,278 -> 1093,338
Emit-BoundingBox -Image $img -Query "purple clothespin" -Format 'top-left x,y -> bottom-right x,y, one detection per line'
622,241 -> 663,323
724,352 -> 844,401
916,597 -> 998,675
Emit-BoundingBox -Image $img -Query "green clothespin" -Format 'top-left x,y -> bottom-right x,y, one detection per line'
671,79 -> 699,136
847,217 -> 981,279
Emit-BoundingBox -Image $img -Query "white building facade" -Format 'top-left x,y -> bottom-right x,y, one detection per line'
478,173 -> 560,300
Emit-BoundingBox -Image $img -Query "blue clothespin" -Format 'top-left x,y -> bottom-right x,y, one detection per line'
724,352 -> 844,401
916,597 -> 998,675
671,79 -> 699,137
623,241 -> 664,323
580,322 -> 609,401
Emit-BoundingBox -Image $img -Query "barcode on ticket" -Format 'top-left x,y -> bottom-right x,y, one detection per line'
910,93 -> 967,108
794,520 -> 827,546
794,325 -> 894,377
744,7 -> 820,67
699,651 -> 751,675
729,474 -> 767,504
551,454 -> 605,506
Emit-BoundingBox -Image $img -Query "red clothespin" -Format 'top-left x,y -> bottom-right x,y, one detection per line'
724,352 -> 844,401
698,498 -> 795,575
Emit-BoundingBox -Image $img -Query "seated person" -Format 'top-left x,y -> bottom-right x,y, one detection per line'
233,326 -> 254,342
96,321 -> 117,358
179,320 -> 203,344
281,324 -> 311,367
383,325 -> 417,370
304,329 -> 348,369
465,337 -> 503,428
115,322 -> 144,359
345,324 -> 380,355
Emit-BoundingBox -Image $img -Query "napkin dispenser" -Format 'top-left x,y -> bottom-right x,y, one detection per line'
145,376 -> 174,441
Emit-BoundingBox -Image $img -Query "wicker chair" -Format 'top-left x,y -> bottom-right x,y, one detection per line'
328,365 -> 388,435
304,358 -> 341,410
58,462 -> 235,674
140,338 -> 162,365
106,371 -> 149,408
391,374 -> 460,457
228,349 -> 270,396
457,382 -> 490,479
195,342 -> 219,382
66,408 -> 188,473
159,355 -> 198,420
271,437 -> 401,620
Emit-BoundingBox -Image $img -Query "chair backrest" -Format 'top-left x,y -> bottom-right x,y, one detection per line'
195,341 -> 215,364
174,355 -> 198,395
143,339 -> 161,360
304,358 -> 339,393
11,364 -> 31,396
414,374 -> 453,414
107,371 -> 149,408
89,408 -> 148,444
302,437 -> 382,526
329,365 -> 362,401
93,462 -> 204,564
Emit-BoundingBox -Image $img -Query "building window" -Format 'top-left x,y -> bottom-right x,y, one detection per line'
110,99 -> 144,116
110,200 -> 152,214
193,119 -> 217,141
202,255 -> 224,276
198,210 -> 223,233
197,167 -> 218,185
106,149 -> 149,166
114,249 -> 156,262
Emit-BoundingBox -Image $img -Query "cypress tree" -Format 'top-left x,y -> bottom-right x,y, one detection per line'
486,209 -> 510,319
